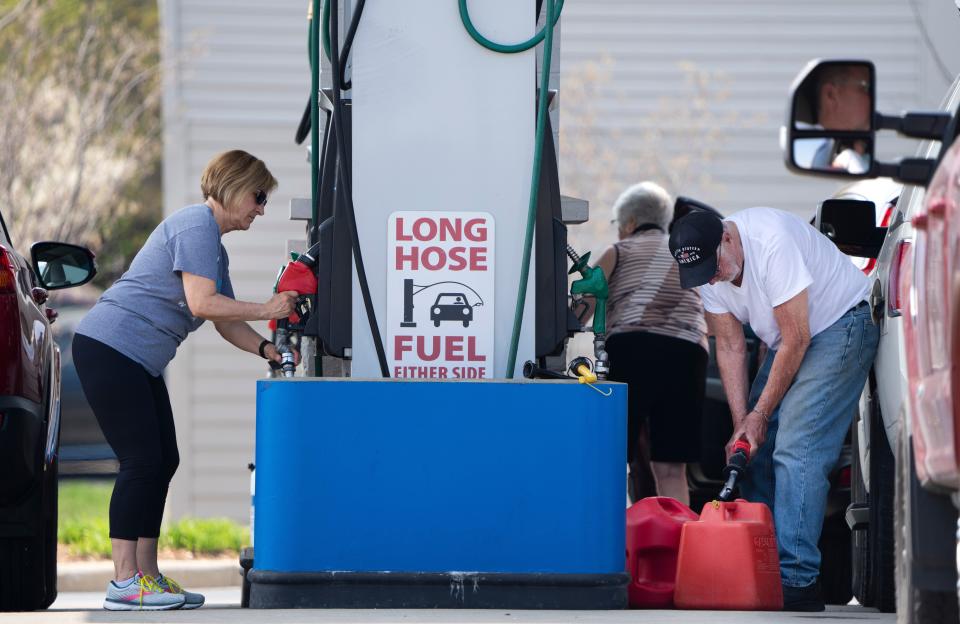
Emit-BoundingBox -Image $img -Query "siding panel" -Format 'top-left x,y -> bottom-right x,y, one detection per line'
163,0 -> 311,522
558,0 -> 957,258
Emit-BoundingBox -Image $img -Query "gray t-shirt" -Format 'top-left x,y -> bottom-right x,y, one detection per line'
77,204 -> 234,376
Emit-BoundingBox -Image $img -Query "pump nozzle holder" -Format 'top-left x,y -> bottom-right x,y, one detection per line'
568,356 -> 597,384
593,335 -> 609,380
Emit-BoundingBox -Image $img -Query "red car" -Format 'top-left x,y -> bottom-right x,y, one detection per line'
0,210 -> 96,611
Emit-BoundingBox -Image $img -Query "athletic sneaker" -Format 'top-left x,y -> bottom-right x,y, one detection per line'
156,574 -> 206,609
103,573 -> 185,611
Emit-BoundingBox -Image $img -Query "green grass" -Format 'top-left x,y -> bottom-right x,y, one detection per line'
58,481 -> 113,557
58,480 -> 247,558
58,480 -> 112,523
160,518 -> 246,553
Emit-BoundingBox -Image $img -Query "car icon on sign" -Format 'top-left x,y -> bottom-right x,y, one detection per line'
431,293 -> 473,327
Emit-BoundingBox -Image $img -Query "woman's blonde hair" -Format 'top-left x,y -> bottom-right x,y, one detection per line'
200,150 -> 278,209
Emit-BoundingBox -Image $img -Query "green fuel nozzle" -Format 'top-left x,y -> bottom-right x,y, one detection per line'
566,244 -> 609,379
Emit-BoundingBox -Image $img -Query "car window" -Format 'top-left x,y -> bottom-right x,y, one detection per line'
0,210 -> 10,247
896,76 -> 960,221
898,138 -> 941,221
437,294 -> 467,306
941,74 -> 960,117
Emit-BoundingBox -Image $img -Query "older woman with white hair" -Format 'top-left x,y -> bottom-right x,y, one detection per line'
593,181 -> 708,505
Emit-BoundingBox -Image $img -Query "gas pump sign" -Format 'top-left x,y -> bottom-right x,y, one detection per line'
387,212 -> 495,379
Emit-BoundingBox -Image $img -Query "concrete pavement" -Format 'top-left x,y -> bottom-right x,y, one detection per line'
0,588 -> 895,624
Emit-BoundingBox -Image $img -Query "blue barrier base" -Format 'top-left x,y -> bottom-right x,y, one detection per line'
247,570 -> 629,609
248,378 -> 627,609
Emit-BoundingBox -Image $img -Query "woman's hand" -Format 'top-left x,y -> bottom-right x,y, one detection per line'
264,343 -> 301,365
262,291 -> 299,320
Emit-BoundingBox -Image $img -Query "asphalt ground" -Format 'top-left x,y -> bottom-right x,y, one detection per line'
0,588 -> 895,624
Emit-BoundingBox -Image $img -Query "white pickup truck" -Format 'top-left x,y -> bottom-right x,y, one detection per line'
785,59 -> 960,624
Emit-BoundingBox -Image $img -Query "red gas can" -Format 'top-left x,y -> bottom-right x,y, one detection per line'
625,497 -> 699,608
674,499 -> 783,610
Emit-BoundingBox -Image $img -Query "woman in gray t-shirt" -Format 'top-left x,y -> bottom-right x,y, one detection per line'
72,150 -> 298,611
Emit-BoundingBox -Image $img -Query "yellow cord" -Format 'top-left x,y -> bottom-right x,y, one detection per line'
585,382 -> 612,397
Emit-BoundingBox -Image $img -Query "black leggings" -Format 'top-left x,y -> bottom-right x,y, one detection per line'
72,334 -> 179,540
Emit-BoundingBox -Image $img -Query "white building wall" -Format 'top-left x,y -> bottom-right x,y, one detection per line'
559,0 -> 960,255
161,0 -> 311,521
161,0 -> 960,522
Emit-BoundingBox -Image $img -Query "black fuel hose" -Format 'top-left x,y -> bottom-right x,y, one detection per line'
328,0 -> 390,377
296,0 -> 364,145
338,0 -> 365,92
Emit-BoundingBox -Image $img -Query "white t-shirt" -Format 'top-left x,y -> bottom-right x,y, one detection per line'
697,208 -> 870,350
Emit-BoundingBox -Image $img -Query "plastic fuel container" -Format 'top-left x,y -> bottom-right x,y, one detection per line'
674,499 -> 783,610
625,496 -> 699,608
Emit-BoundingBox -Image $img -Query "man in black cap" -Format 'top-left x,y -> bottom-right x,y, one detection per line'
668,207 -> 879,612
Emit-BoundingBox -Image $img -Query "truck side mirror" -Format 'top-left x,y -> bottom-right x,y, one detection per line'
815,198 -> 886,258
785,60 -> 877,179
30,241 -> 97,290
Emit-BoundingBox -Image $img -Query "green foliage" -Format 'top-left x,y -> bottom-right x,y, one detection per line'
58,480 -> 114,558
91,159 -> 162,288
58,480 -> 248,558
58,480 -> 111,524
60,517 -> 114,558
160,518 -> 247,555
0,0 -> 162,285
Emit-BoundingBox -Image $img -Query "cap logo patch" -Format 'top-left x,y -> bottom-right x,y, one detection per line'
674,246 -> 702,264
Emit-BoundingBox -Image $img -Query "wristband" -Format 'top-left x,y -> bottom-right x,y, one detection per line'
258,339 -> 273,359
751,406 -> 769,421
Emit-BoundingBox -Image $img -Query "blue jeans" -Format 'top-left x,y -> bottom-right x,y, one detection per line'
739,302 -> 878,588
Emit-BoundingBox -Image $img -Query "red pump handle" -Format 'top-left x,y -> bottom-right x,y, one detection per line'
277,261 -> 318,296
273,261 -> 318,323
733,439 -> 751,456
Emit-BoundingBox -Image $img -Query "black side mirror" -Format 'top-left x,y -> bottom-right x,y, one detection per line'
815,199 -> 886,258
30,242 -> 97,290
785,59 -> 877,179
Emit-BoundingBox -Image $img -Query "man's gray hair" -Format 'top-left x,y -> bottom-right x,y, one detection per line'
611,181 -> 674,230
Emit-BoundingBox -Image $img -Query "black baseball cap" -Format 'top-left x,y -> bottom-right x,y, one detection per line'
668,210 -> 724,289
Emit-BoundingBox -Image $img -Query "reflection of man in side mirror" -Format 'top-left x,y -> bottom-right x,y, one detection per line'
811,65 -> 872,173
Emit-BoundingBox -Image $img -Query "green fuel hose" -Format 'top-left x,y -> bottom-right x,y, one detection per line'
459,0 -> 563,378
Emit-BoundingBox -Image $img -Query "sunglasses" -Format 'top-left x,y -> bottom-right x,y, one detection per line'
254,189 -> 267,206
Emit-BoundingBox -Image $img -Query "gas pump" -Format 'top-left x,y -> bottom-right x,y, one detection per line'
270,0 -> 589,380
247,1 -> 627,610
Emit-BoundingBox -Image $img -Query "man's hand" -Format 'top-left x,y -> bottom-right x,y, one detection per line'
262,291 -> 298,320
726,410 -> 767,461
264,343 -> 301,365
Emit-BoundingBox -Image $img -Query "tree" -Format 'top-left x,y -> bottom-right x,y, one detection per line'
560,56 -> 744,258
0,0 -> 162,287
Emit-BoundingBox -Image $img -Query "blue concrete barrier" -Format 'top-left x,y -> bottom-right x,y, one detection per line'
250,378 -> 627,608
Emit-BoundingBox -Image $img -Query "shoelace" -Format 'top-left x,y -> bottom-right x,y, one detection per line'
160,575 -> 184,594
136,574 -> 166,606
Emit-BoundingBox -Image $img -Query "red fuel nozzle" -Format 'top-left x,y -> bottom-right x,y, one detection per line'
732,439 -> 751,457
277,261 -> 318,297
718,439 -> 751,502
274,260 -> 318,324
